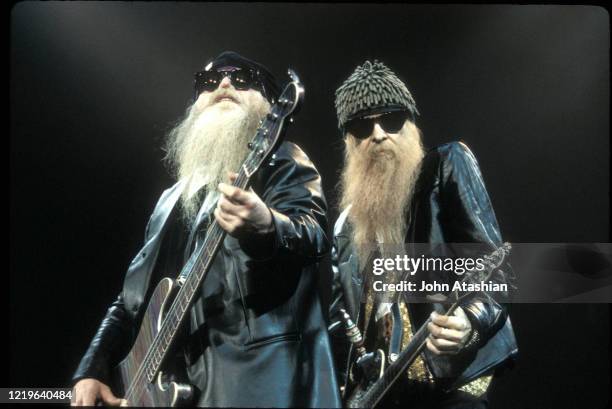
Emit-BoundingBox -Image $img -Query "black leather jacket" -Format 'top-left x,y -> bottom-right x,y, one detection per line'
72,142 -> 342,408
329,142 -> 518,393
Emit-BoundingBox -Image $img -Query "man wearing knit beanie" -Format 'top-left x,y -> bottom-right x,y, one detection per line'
328,60 -> 517,408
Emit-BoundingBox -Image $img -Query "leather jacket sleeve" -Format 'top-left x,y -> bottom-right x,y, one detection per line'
329,236 -> 346,335
440,142 -> 511,346
71,295 -> 135,385
243,142 -> 329,261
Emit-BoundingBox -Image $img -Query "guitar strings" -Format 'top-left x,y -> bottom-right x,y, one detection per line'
124,170 -> 249,403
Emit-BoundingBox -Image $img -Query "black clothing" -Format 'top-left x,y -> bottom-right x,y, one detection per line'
73,142 -> 342,408
329,142 -> 517,399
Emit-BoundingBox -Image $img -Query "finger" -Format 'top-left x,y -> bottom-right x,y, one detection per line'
75,385 -> 97,407
442,315 -> 469,331
427,322 -> 464,342
426,338 -> 442,355
214,208 -> 240,234
429,334 -> 461,351
215,206 -> 242,226
427,338 -> 455,356
81,392 -> 96,407
218,183 -> 250,205
453,307 -> 472,330
72,390 -> 85,406
100,386 -> 122,406
431,312 -> 468,331
218,196 -> 249,219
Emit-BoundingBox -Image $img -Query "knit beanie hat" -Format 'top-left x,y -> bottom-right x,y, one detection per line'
335,60 -> 419,130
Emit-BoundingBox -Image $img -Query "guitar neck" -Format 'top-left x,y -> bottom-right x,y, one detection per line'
138,169 -> 251,384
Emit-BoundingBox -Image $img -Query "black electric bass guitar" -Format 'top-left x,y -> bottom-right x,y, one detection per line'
343,243 -> 512,408
112,71 -> 305,406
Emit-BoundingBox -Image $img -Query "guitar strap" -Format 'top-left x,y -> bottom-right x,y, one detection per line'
389,303 -> 403,359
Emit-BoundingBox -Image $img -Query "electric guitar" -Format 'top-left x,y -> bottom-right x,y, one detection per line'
343,243 -> 512,408
112,70 -> 305,406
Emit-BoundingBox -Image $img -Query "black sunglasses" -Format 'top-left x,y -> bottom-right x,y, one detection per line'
344,111 -> 411,140
194,69 -> 265,96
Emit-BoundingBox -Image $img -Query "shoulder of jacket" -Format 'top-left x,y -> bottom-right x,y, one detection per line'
420,141 -> 479,173
275,141 -> 309,162
426,141 -> 472,156
428,141 -> 476,161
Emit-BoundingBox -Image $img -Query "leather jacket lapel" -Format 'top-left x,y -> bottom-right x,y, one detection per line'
122,180 -> 186,319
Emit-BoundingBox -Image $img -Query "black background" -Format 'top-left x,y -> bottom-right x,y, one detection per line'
9,3 -> 610,408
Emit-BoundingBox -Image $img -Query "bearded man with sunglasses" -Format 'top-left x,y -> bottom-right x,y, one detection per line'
328,61 -> 517,408
70,51 -> 341,408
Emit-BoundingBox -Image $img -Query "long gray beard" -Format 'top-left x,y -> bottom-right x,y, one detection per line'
165,102 -> 267,223
339,124 -> 425,269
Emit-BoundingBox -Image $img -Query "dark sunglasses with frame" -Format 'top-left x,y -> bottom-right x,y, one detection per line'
193,68 -> 267,99
344,110 -> 413,140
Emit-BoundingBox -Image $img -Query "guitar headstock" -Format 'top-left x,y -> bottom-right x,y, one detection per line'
241,69 -> 304,179
452,242 -> 512,303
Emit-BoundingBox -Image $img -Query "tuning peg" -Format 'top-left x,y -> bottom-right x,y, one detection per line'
247,142 -> 254,150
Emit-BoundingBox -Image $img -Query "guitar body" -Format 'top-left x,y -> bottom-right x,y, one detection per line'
114,278 -> 194,406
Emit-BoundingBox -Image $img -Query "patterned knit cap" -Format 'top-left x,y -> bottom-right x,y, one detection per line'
335,60 -> 419,130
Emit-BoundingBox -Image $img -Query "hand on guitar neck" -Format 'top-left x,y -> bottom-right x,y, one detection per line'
426,307 -> 473,356
71,378 -> 127,407
214,172 -> 274,238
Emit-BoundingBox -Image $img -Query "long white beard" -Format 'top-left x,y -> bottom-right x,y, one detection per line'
165,100 -> 268,223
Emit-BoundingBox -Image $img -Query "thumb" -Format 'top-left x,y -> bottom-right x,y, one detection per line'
454,307 -> 472,331
99,385 -> 123,406
454,306 -> 468,319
